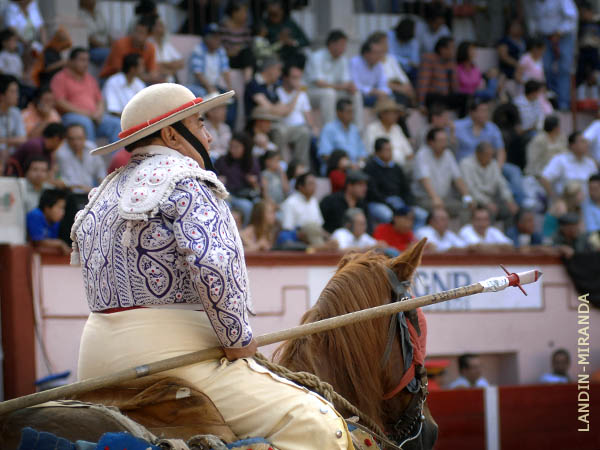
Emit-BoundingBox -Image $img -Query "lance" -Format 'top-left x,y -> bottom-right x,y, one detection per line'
0,267 -> 542,416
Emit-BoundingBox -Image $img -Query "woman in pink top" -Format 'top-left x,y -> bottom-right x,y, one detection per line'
455,41 -> 498,112
517,38 -> 546,83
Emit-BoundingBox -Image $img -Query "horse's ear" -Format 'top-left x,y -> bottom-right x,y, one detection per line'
390,238 -> 427,281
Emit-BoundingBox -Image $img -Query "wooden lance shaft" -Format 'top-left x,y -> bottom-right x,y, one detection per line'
0,270 -> 541,416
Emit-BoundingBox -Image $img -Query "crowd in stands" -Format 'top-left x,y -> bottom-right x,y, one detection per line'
1,0 -> 600,259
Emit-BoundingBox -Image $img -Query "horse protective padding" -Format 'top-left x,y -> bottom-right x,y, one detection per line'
71,375 -> 238,443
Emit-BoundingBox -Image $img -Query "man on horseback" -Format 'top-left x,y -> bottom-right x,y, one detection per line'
70,83 -> 354,450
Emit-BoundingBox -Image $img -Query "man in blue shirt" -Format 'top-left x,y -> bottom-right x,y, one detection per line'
318,98 -> 367,168
454,99 -> 525,205
26,189 -> 70,254
583,173 -> 600,232
505,208 -> 544,248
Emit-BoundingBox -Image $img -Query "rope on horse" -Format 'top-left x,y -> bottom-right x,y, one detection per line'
253,353 -> 386,438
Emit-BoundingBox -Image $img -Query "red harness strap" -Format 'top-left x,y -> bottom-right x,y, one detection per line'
96,306 -> 147,314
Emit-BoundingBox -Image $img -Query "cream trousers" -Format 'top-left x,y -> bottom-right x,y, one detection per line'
78,308 -> 353,450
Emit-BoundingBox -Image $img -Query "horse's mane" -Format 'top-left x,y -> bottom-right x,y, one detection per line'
274,251 -> 406,426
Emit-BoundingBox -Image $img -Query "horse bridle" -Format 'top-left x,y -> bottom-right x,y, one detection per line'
380,267 -> 429,448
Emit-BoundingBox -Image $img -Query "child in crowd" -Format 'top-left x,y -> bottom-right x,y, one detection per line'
517,38 -> 546,84
576,69 -> 600,111
0,28 -> 23,78
241,200 -> 280,252
26,189 -> 70,254
261,150 -> 289,205
326,149 -> 350,193
456,41 -> 498,101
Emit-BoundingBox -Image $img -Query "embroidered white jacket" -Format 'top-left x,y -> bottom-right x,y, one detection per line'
71,145 -> 254,348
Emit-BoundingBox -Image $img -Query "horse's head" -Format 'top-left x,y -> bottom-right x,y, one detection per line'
274,238 -> 437,449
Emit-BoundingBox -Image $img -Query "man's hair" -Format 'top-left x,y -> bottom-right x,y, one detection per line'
136,14 -> 156,32
39,189 -> 67,211
434,36 -> 453,54
568,131 -> 581,146
0,28 -> 16,47
134,0 -> 157,16
368,31 -> 387,45
282,63 -> 302,78
343,207 -> 364,228
32,87 -> 52,105
125,129 -> 162,152
295,171 -> 312,189
66,123 -> 87,136
458,353 -> 478,371
425,2 -> 446,21
468,96 -> 489,112
42,122 -> 66,139
24,155 -> 49,174
475,141 -> 492,153
527,37 -> 545,51
69,47 -> 88,60
326,29 -> 347,46
456,41 -> 473,64
524,79 -> 543,95
425,206 -> 447,225
336,98 -> 352,112
225,0 -> 246,18
258,56 -> 281,73
552,348 -> 570,361
543,115 -> 560,133
122,53 -> 141,74
428,102 -> 447,122
472,205 -> 489,219
589,173 -> 600,184
374,137 -> 390,153
516,207 -> 535,223
426,127 -> 444,142
394,18 -> 415,42
0,73 -> 17,94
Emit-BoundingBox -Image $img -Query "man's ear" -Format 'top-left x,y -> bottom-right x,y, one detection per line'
160,126 -> 182,150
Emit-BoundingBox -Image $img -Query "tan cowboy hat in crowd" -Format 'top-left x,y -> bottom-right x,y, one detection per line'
91,83 -> 234,156
249,106 -> 280,122
374,97 -> 405,115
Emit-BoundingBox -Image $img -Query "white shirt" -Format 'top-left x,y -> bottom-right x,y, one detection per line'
331,228 -> 376,250
513,94 -> 544,131
103,73 -> 146,115
381,55 -> 409,84
583,120 -> 600,163
149,37 -> 182,83
458,224 -> 513,246
364,120 -> 413,165
4,1 -> 44,44
541,152 -> 598,196
276,87 -> 310,127
415,225 -> 466,252
56,141 -> 106,192
447,376 -> 489,389
280,191 -> 324,230
305,48 -> 351,86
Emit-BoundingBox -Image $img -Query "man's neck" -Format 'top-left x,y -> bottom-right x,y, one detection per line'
432,149 -> 444,159
125,72 -> 136,84
474,226 -> 487,238
29,180 -> 44,191
381,121 -> 393,131
339,120 -> 351,129
68,67 -> 84,79
301,192 -> 312,201
344,191 -> 357,208
282,84 -> 294,93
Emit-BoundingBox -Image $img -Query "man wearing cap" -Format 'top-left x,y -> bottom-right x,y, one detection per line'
70,84 -> 354,450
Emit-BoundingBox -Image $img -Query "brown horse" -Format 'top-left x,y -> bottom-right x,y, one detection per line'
273,239 -> 438,449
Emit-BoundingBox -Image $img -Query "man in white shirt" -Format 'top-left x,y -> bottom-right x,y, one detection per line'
280,172 -> 324,230
513,80 -> 545,135
415,207 -> 466,252
304,30 -> 363,127
274,64 -> 313,167
582,117 -> 600,164
447,354 -> 490,389
458,207 -> 513,248
539,349 -> 571,384
540,131 -> 598,198
331,208 -> 377,250
102,53 -> 146,116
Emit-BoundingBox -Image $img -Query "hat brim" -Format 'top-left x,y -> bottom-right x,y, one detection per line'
90,90 -> 235,156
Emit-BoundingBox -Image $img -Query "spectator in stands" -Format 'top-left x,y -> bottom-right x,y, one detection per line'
497,19 -> 526,81
218,1 -> 254,81
0,28 -> 23,78
100,16 -> 160,84
331,208 -> 377,251
387,17 -> 419,82
373,206 -> 416,252
21,87 -> 61,138
375,31 -> 415,107
51,48 -> 121,144
416,2 -> 451,54
261,150 -> 289,205
552,213 -> 592,257
576,68 -> 600,107
305,30 -> 362,128
584,173 -> 600,232
350,35 -> 390,108
417,36 -> 456,109
20,155 -> 51,213
540,131 -> 598,199
204,92 -> 232,161
247,106 -> 277,157
577,1 -> 600,86
458,206 -> 513,249
149,17 -> 184,83
79,0 -> 111,66
412,127 -> 472,216
506,208 -> 544,249
318,98 -> 367,165
460,142 -> 518,221
31,27 -> 72,88
364,137 -> 413,226
102,53 -> 146,116
320,170 -> 368,234
513,80 -> 545,138
264,1 -> 309,50
415,207 -> 466,252
525,115 -> 566,178
241,200 -> 279,252
583,113 -> 600,165
539,349 -> 571,384
215,132 -> 261,225
55,124 -> 105,193
129,0 -> 158,32
26,188 -> 70,254
274,64 -> 313,167
516,38 -> 546,85
188,23 -> 232,97
0,74 -> 26,166
448,354 -> 490,389
418,102 -> 457,152
4,122 -> 65,177
4,0 -> 46,51
529,0 -> 578,110
455,41 -> 498,102
326,149 -> 350,193
280,172 -> 325,232
364,97 -> 413,166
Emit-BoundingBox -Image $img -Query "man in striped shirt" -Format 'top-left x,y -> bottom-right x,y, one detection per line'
417,36 -> 457,109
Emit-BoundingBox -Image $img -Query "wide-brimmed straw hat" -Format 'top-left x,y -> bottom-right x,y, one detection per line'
91,83 -> 234,155
374,97 -> 405,115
